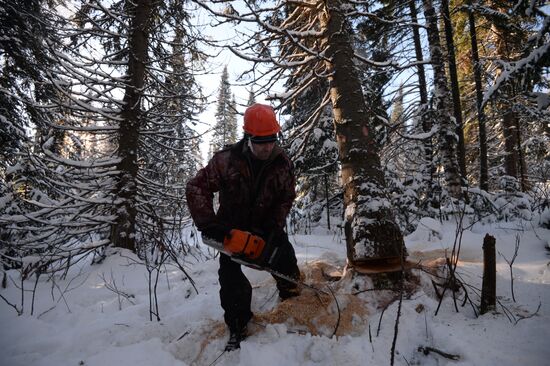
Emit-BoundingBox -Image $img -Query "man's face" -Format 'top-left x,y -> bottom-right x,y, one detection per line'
250,141 -> 275,160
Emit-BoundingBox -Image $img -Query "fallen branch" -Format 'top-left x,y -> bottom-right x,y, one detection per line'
352,286 -> 398,295
175,330 -> 190,342
418,345 -> 460,360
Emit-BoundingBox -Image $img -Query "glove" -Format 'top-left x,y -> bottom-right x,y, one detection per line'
201,223 -> 231,243
262,219 -> 284,246
265,229 -> 287,250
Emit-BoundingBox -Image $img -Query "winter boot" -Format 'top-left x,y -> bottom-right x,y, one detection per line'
225,322 -> 248,352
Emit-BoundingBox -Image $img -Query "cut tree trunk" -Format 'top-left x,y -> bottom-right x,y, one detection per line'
481,234 -> 496,314
320,0 -> 405,265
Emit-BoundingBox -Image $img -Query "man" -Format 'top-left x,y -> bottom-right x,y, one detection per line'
186,103 -> 301,351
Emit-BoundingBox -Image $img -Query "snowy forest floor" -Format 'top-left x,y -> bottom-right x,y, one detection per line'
1,217 -> 549,366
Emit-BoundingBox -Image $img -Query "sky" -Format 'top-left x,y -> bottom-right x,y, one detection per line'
193,5 -> 255,161
192,3 -> 285,163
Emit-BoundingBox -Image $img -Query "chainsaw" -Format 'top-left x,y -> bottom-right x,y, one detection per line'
201,229 -> 280,269
201,229 -> 328,295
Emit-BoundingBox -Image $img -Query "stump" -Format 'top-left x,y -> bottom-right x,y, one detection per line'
480,234 -> 496,314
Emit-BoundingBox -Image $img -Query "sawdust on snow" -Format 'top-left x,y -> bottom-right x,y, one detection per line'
254,260 -> 369,337
176,259 -> 430,365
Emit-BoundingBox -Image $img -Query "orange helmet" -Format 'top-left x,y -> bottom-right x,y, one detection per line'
243,103 -> 280,138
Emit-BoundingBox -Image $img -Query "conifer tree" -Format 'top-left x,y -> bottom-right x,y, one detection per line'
1,0 -> 205,275
390,86 -> 404,127
197,0 -> 407,265
210,66 -> 238,154
423,0 -> 463,199
247,90 -> 256,106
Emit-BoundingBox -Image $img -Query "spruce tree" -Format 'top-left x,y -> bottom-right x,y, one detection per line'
210,66 -> 238,154
0,0 -> 205,276
247,90 -> 256,106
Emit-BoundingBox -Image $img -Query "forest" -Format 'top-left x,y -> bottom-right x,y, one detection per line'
1,1 -> 549,365
2,0 -> 548,276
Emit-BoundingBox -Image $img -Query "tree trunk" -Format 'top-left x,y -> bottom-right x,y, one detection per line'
468,7 -> 489,191
501,110 -> 520,179
320,0 -> 404,264
409,0 -> 428,108
111,0 -> 155,252
423,0 -> 463,199
515,118 -> 529,192
409,0 -> 435,200
500,111 -> 529,191
490,3 -> 529,191
324,174 -> 331,230
481,234 -> 496,314
441,0 -> 467,184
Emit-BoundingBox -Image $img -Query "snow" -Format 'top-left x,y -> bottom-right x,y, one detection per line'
1,219 -> 550,366
406,217 -> 443,243
482,42 -> 550,107
533,91 -> 550,110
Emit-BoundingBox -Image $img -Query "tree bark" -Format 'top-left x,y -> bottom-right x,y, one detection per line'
324,174 -> 331,230
468,7 -> 489,191
409,1 -> 428,108
501,112 -> 529,191
481,234 -> 496,314
441,0 -> 467,184
111,0 -> 155,252
490,2 -> 529,191
409,0 -> 435,199
320,0 -> 404,264
501,110 -> 520,179
423,0 -> 463,199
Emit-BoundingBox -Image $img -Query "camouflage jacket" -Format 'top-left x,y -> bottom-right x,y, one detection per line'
185,139 -> 296,235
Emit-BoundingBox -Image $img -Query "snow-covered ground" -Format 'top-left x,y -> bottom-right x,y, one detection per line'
1,217 -> 549,366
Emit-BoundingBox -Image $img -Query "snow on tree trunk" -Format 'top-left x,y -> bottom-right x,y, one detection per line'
320,0 -> 404,264
490,14 -> 529,192
409,0 -> 435,202
423,0 -> 463,199
111,0 -> 155,252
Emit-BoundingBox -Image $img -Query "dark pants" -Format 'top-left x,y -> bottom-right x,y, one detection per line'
218,233 -> 300,331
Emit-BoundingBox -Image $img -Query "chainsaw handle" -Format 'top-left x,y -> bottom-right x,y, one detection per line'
201,222 -> 231,243
266,229 -> 285,247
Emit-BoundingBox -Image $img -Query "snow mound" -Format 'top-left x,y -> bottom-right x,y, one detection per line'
406,217 -> 443,245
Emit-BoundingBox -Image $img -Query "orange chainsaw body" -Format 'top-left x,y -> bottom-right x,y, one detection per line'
223,229 -> 266,260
